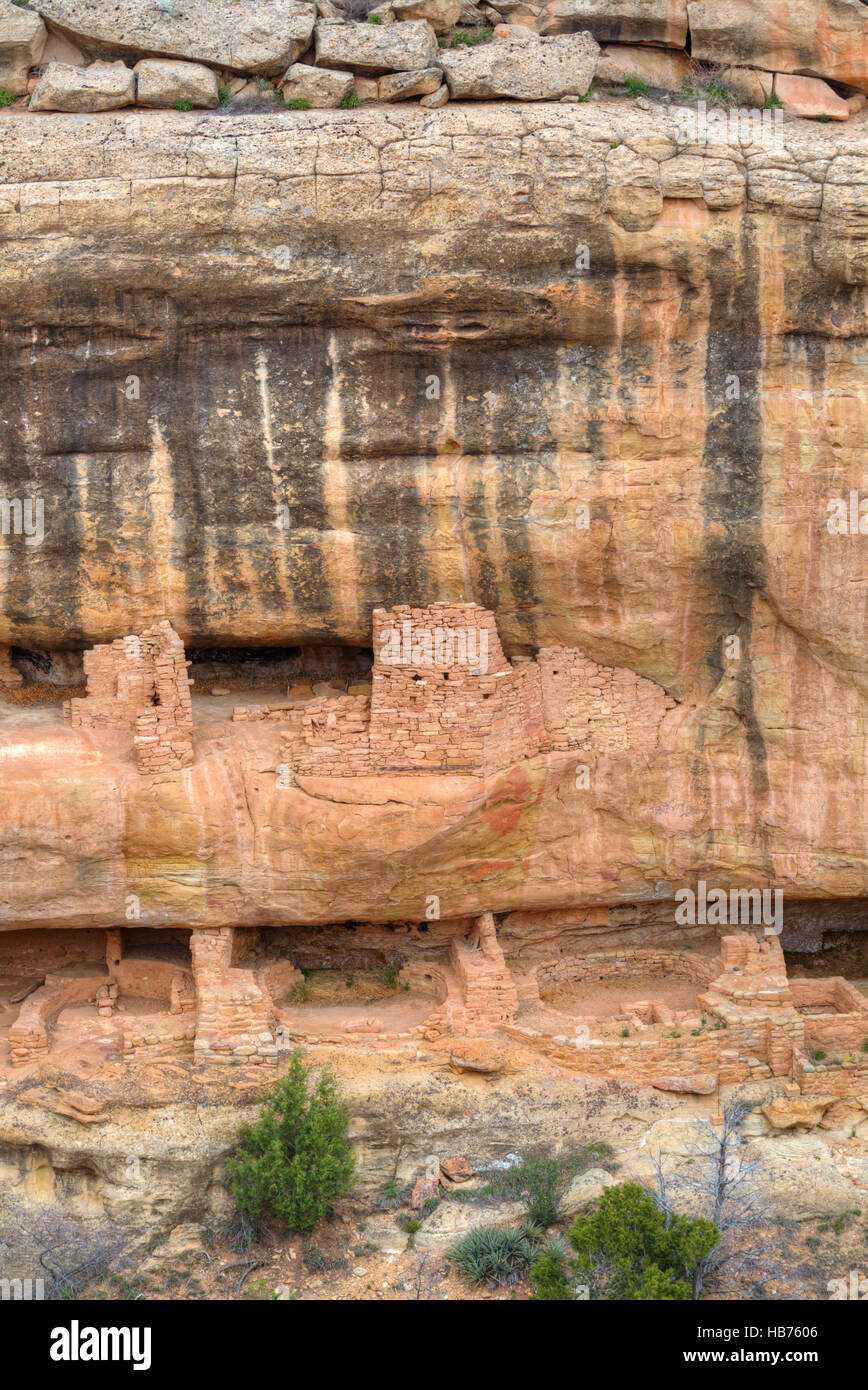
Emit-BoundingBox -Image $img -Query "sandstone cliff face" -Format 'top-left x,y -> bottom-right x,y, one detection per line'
0,107 -> 866,683
0,105 -> 867,926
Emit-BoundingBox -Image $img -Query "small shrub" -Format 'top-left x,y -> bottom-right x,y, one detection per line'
493,1151 -> 575,1227
706,81 -> 736,107
175,99 -> 194,112
379,1180 -> 402,1209
861,1038 -> 868,1053
763,92 -> 783,109
345,972 -> 356,989
450,27 -> 492,47
227,1051 -> 356,1234
224,1205 -> 265,1254
624,1265 -> 692,1300
621,1026 -> 630,1038
680,58 -> 740,104
529,1237 -> 573,1300
449,1223 -> 539,1286
812,1049 -> 827,1062
367,11 -> 381,21
285,97 -> 311,110
569,1182 -> 718,1301
0,90 -> 17,109
400,1216 -> 421,1234
218,84 -> 232,106
340,92 -> 359,109
625,76 -> 651,98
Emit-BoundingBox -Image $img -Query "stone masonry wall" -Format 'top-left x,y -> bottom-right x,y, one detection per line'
537,647 -> 676,755
449,911 -> 519,1032
294,695 -> 374,777
282,605 -> 680,781
502,1019 -> 752,1088
790,977 -> 868,1052
65,633 -> 153,728
796,1054 -> 868,1099
133,621 -> 194,773
65,620 -> 194,772
369,604 -> 547,775
7,972 -> 103,1067
190,927 -> 277,1065
531,946 -> 717,990
506,933 -> 821,1090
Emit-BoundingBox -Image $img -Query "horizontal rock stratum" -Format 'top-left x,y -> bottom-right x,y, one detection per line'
0,106 -> 867,930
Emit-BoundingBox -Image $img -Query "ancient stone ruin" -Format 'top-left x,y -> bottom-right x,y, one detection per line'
64,620 -> 194,772
265,601 -> 676,778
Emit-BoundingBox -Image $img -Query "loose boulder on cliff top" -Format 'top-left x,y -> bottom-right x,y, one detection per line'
281,61 -> 354,107
29,60 -> 136,111
688,0 -> 868,95
774,73 -> 851,121
439,28 -> 598,99
135,59 -> 219,109
497,0 -> 687,46
31,0 -> 317,76
595,42 -> 690,91
0,0 -> 47,95
392,0 -> 461,34
315,19 -> 440,73
378,66 -> 442,100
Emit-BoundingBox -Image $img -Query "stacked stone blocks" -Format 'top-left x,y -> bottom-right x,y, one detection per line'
64,620 -> 194,773
283,603 -> 675,782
